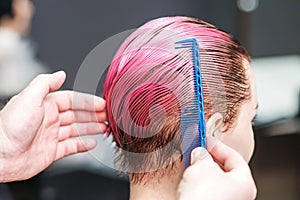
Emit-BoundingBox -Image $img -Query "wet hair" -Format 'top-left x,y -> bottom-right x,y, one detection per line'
0,0 -> 13,19
103,16 -> 251,183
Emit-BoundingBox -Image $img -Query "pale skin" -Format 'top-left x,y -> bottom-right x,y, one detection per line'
130,61 -> 258,200
220,62 -> 258,162
177,143 -> 257,200
176,62 -> 258,200
0,1 -> 258,198
0,71 -> 107,182
0,69 -> 257,199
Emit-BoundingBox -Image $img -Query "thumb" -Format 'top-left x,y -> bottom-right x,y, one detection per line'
190,147 -> 213,165
210,141 -> 248,172
22,71 -> 66,106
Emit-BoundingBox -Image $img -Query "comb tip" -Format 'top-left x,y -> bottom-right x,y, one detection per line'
174,38 -> 199,49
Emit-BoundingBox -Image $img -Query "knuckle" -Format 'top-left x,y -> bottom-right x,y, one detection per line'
9,94 -> 19,102
35,74 -> 48,81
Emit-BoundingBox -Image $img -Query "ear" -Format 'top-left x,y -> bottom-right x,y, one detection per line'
206,112 -> 223,139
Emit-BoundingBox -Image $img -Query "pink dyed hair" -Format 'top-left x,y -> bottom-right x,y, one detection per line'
103,16 -> 250,182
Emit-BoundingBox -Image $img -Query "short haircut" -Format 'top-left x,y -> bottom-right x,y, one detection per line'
103,16 -> 251,183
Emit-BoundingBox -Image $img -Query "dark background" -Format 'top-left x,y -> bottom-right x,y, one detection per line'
30,0 -> 300,89
3,0 -> 300,199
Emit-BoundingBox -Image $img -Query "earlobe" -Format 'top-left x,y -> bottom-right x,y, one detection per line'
206,112 -> 224,139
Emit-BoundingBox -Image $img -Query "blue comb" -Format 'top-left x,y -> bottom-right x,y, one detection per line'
175,38 -> 207,168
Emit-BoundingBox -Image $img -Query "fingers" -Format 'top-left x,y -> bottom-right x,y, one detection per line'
210,142 -> 257,199
55,138 -> 97,161
210,141 -> 249,173
181,149 -> 220,188
190,147 -> 213,165
48,91 -> 106,112
58,122 -> 107,141
22,71 -> 66,106
59,110 -> 107,125
187,147 -> 222,179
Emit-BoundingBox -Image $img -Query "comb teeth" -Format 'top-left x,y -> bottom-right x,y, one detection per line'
175,38 -> 207,168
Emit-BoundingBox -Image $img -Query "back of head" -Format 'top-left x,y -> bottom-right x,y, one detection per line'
0,0 -> 13,19
103,16 -> 250,183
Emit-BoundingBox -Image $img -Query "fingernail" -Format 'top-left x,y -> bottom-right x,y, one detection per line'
53,71 -> 66,78
191,147 -> 209,164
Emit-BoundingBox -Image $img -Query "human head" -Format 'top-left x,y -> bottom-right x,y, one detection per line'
0,0 -> 34,35
103,16 -> 256,183
0,0 -> 13,19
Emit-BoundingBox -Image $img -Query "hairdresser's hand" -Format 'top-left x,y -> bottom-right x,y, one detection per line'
177,141 -> 257,200
0,71 -> 107,182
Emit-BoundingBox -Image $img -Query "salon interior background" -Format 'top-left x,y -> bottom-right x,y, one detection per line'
3,0 -> 300,200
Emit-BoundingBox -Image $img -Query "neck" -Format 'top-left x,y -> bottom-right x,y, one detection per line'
130,160 -> 184,200
0,17 -> 28,36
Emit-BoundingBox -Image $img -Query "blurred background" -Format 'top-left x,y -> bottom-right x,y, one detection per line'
0,0 -> 299,199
